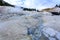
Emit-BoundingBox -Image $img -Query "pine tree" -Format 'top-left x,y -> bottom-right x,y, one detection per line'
59,4 -> 60,7
55,4 -> 58,7
55,4 -> 60,8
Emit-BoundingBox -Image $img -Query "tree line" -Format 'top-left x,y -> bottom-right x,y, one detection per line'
0,0 -> 14,7
0,0 -> 40,12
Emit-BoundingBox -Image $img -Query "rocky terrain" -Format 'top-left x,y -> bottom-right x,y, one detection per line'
0,6 -> 60,40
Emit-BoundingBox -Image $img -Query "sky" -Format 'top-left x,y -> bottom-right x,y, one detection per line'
4,0 -> 60,10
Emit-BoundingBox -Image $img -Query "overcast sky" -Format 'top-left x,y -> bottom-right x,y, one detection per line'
4,0 -> 60,10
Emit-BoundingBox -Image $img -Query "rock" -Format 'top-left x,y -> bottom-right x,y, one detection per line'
43,16 -> 60,32
49,37 -> 56,40
42,27 -> 60,40
0,6 -> 60,40
40,33 -> 49,40
42,27 -> 57,37
42,12 -> 52,16
41,7 -> 60,12
0,34 -> 31,40
0,10 -> 42,40
51,12 -> 60,15
56,32 -> 60,40
42,15 -> 60,40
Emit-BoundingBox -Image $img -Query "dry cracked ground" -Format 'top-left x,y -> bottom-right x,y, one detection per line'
0,6 -> 60,40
